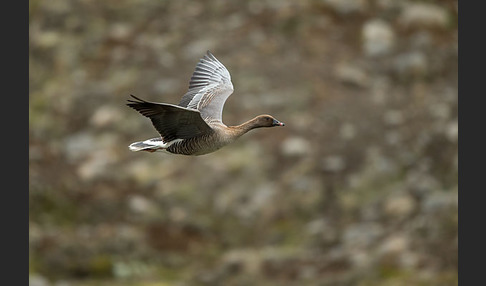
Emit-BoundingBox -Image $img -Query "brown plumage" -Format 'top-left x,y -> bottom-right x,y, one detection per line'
127,51 -> 284,156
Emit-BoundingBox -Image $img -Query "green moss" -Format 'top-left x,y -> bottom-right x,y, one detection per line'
154,266 -> 184,282
360,267 -> 458,286
29,253 -> 41,274
90,255 -> 113,278
29,187 -> 79,226
272,218 -> 306,246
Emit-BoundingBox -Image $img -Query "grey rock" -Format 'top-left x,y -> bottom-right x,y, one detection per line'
222,249 -> 263,276
76,135 -> 119,181
383,110 -> 405,126
393,51 -> 428,79
29,275 -> 50,286
280,136 -> 311,157
385,130 -> 402,146
406,172 -> 440,197
383,192 -> 417,218
306,218 -> 338,243
322,0 -> 368,15
63,132 -> 96,163
34,31 -> 61,49
322,155 -> 346,172
378,234 -> 410,256
429,102 -> 451,120
422,191 -> 457,214
90,105 -> 123,128
445,120 -> 458,142
343,223 -> 384,249
335,62 -> 369,87
339,123 -> 357,140
362,19 -> 395,57
128,195 -> 157,215
399,3 -> 450,29
153,78 -> 180,94
410,31 -> 434,49
108,23 -> 131,40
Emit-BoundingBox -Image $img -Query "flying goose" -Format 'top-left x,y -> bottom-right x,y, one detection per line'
127,51 -> 284,156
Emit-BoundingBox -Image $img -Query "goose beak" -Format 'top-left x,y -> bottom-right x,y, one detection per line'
273,119 -> 285,126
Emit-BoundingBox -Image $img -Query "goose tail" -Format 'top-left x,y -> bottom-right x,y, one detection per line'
128,138 -> 166,153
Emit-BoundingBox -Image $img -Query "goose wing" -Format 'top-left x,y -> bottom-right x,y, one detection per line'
179,51 -> 234,123
127,95 -> 213,142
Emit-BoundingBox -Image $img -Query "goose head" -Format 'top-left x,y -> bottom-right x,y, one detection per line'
252,115 -> 285,128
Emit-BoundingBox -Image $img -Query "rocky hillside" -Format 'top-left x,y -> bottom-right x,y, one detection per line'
29,0 -> 457,285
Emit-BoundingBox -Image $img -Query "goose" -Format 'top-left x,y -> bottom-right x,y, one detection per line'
127,51 -> 284,156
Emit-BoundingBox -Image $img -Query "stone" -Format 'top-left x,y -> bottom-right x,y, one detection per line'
128,195 -> 156,215
63,132 -> 96,163
429,102 -> 451,120
35,31 -> 61,49
343,223 -> 384,249
153,78 -> 180,94
306,218 -> 338,243
445,120 -> 458,142
29,275 -> 50,286
339,123 -> 357,140
422,192 -> 457,214
362,19 -> 395,57
109,23 -> 131,40
384,193 -> 416,218
222,249 -> 262,276
399,3 -> 450,29
379,234 -> 409,256
335,63 -> 369,87
322,0 -> 368,15
90,105 -> 123,128
393,51 -> 428,79
383,110 -> 404,126
280,136 -> 311,157
322,155 -> 346,172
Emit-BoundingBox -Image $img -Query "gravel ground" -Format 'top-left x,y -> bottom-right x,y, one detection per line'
30,0 -> 457,285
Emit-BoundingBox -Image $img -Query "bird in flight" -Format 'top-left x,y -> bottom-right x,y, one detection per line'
127,51 -> 284,156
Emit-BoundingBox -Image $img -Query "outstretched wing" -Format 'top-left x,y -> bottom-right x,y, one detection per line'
179,51 -> 234,123
127,95 -> 213,142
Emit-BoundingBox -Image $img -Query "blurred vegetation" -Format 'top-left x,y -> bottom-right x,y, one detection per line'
30,0 -> 457,285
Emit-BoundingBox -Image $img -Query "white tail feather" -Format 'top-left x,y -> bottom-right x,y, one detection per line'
128,138 -> 182,152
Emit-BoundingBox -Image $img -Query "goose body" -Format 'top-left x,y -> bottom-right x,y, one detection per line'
127,51 -> 284,156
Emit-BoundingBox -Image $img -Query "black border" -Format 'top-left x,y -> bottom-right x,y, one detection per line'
458,1 -> 478,285
5,0 -> 28,284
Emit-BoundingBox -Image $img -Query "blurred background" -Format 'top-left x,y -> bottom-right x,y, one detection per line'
29,0 -> 458,285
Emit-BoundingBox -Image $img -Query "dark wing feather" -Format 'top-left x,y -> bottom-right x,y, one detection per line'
127,95 -> 213,142
179,51 -> 234,123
